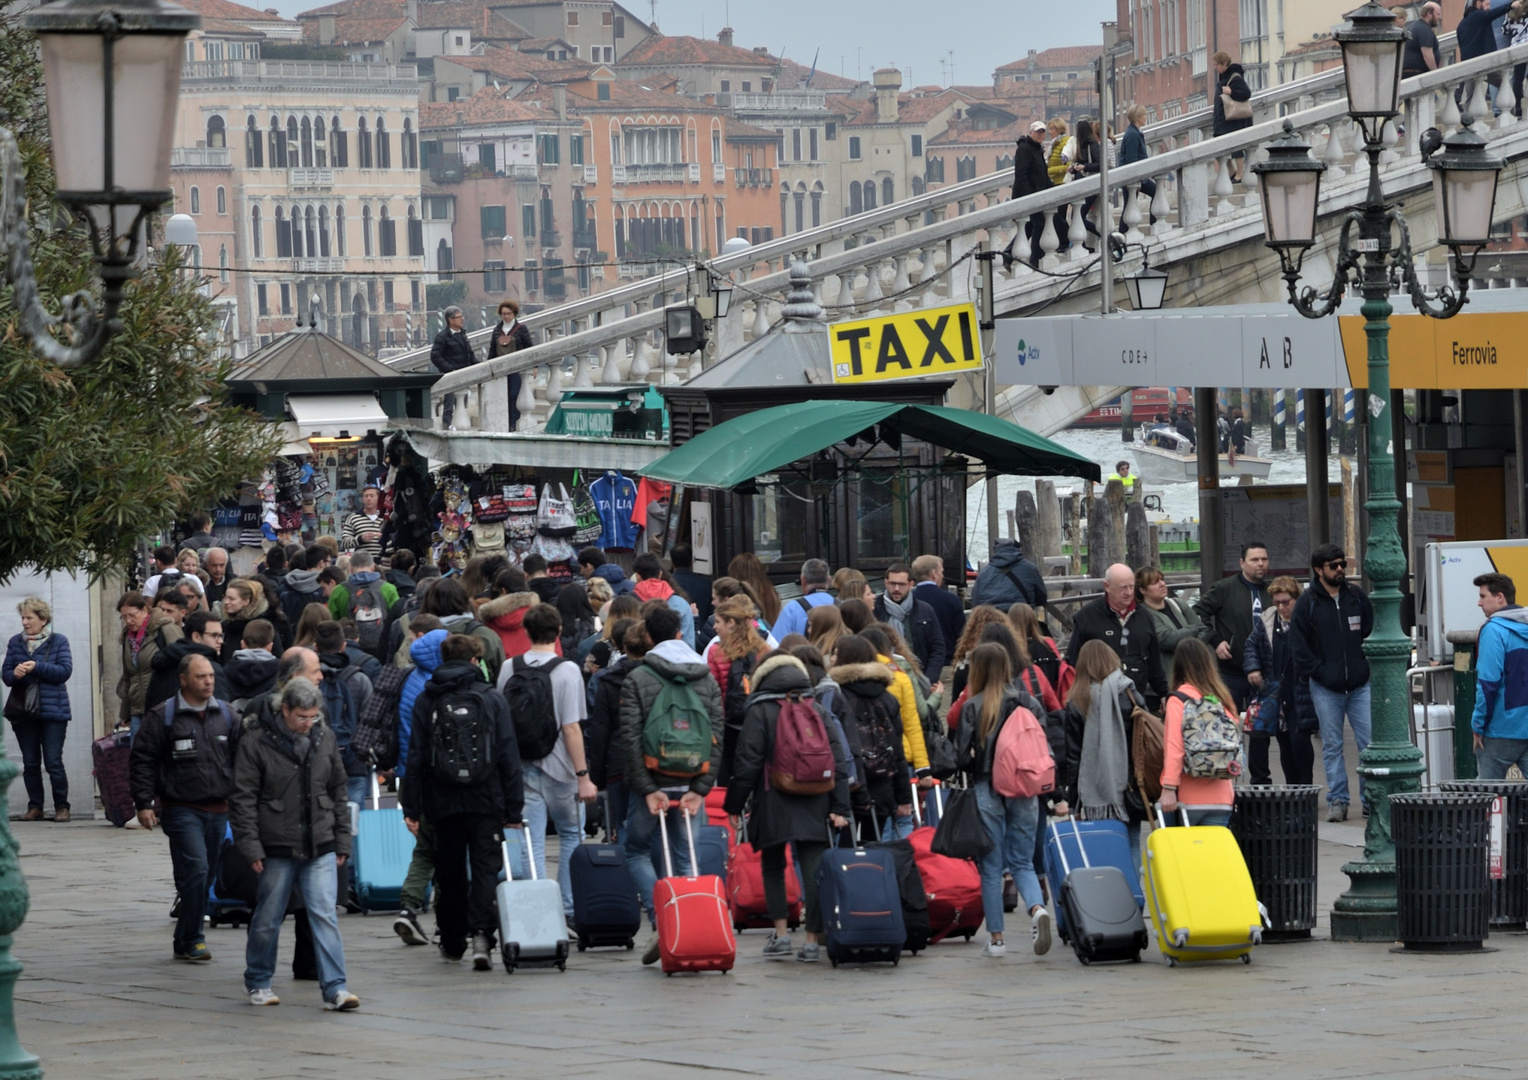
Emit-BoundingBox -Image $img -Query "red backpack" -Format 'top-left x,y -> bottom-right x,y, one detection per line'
768,692 -> 837,796
991,703 -> 1056,798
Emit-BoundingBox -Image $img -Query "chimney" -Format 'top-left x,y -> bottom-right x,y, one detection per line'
404,0 -> 416,20
873,67 -> 901,124
717,26 -> 733,48
553,83 -> 567,120
318,14 -> 335,44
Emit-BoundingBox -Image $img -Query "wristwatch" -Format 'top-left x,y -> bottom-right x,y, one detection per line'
575,769 -> 589,777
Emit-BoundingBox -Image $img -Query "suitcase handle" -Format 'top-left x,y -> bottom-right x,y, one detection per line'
501,829 -> 538,881
657,805 -> 700,880
682,806 -> 699,877
1152,803 -> 1192,830
1049,820 -> 1072,877
1069,815 -> 1091,870
369,770 -> 381,811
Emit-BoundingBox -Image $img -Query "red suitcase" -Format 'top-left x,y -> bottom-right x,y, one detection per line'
654,808 -> 736,975
92,731 -> 134,827
704,787 -> 736,846
726,818 -> 802,931
909,790 -> 983,942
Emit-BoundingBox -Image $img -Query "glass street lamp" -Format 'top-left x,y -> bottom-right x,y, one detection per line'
1123,264 -> 1169,310
0,0 -> 198,368
1252,2 -> 1504,942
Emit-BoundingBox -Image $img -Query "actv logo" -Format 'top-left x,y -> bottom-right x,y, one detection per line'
1015,338 -> 1040,366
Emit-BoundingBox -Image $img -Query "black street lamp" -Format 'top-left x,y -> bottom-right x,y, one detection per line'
1252,0 -> 1504,941
1,0 -> 198,368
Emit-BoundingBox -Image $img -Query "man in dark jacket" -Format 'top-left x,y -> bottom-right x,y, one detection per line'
619,603 -> 723,965
401,633 -> 523,970
129,654 -> 240,963
1005,120 -> 1053,270
1290,544 -> 1373,822
146,610 -> 231,713
430,305 -> 477,430
230,676 -> 357,1009
224,618 -> 280,706
279,567 -> 326,631
970,537 -> 1049,614
1194,541 -> 1272,711
1460,0 -> 1514,60
315,621 -> 372,805
911,554 -> 966,665
873,563 -> 947,676
1066,563 -> 1168,710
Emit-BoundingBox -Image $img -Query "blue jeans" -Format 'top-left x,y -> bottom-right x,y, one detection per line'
522,765 -> 583,918
1310,681 -> 1371,807
244,853 -> 349,1002
160,805 -> 227,952
1183,809 -> 1232,827
623,795 -> 693,927
128,715 -> 142,742
880,812 -> 915,841
11,719 -> 67,810
345,775 -> 367,807
1477,737 -> 1528,781
973,781 -> 1043,936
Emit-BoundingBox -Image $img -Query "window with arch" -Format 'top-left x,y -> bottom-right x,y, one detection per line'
269,115 -> 285,168
436,237 -> 453,276
274,205 -> 291,257
376,116 -> 391,169
849,183 -> 862,215
313,115 -> 327,167
711,127 -> 721,163
331,116 -> 348,168
362,205 -> 373,256
956,156 -> 976,181
378,204 -> 396,256
245,115 -> 262,167
300,117 -> 313,168
779,185 -> 788,235
811,183 -> 823,227
219,245 -> 229,284
793,186 -> 805,233
407,204 -> 423,256
319,206 -> 330,257
863,180 -> 877,212
189,186 -> 200,214
357,117 -> 372,168
925,156 -> 945,183
995,154 -> 1014,173
250,204 -> 262,257
206,115 -> 225,149
402,118 -> 417,169
881,177 -> 894,205
335,204 -> 346,255
911,176 -> 925,197
216,186 -> 226,214
304,206 -> 317,258
286,117 -> 299,163
290,205 -> 304,257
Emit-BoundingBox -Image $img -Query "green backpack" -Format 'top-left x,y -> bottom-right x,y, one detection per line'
641,667 -> 715,780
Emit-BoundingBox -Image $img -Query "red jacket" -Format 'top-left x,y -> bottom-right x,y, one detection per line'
478,591 -> 561,661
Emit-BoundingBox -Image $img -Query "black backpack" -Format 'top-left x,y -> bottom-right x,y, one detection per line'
503,655 -> 567,762
723,653 -> 757,729
845,689 -> 901,781
430,689 -> 495,787
348,580 -> 388,653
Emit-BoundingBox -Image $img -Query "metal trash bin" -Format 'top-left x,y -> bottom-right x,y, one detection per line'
1441,780 -> 1528,930
1230,785 -> 1320,941
1392,792 -> 1494,952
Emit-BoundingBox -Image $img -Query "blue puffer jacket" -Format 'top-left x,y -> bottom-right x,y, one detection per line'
397,630 -> 447,779
1474,606 -> 1528,740
969,538 -> 1049,612
2,632 -> 73,723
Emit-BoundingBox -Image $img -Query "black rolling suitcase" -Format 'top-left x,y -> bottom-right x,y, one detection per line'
1050,818 -> 1148,965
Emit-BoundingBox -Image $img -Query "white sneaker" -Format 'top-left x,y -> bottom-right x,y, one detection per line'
981,938 -> 1006,958
324,991 -> 360,1011
1031,907 -> 1052,956
246,987 -> 280,1006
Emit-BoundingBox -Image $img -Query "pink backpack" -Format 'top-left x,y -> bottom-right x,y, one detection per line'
769,693 -> 837,796
991,703 -> 1055,798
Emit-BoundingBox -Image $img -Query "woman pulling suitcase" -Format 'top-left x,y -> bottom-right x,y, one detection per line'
1160,638 -> 1238,827
1058,640 -> 1148,867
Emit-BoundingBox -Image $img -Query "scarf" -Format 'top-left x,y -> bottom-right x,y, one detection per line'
633,578 -> 673,604
23,626 -> 51,655
882,591 -> 915,638
127,619 -> 150,661
1078,669 -> 1134,823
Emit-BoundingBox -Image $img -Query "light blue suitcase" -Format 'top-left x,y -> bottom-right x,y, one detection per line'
353,773 -> 416,913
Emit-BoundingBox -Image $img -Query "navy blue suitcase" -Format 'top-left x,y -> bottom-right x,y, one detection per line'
569,843 -> 642,951
650,822 -> 730,881
1043,819 -> 1143,942
817,842 -> 905,967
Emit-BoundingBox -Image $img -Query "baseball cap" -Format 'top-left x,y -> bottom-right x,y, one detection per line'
1029,121 -> 1047,132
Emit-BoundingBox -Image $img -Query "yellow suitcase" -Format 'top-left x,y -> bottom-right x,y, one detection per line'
1144,808 -> 1264,966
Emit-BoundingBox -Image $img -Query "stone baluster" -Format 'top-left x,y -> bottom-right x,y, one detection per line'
629,334 -> 651,380
1463,77 -> 1487,128
574,347 -> 595,388
1066,199 -> 1088,259
1009,216 -> 1032,272
1324,119 -> 1347,178
1150,177 -> 1172,233
1379,117 -> 1400,166
919,243 -> 940,285
891,254 -> 911,294
1440,82 -> 1462,133
600,343 -> 623,383
1120,183 -> 1144,242
1497,61 -> 1518,128
1038,209 -> 1060,262
752,296 -> 770,338
861,259 -> 885,307
516,365 -> 538,426
1211,155 -> 1234,208
544,360 -> 565,406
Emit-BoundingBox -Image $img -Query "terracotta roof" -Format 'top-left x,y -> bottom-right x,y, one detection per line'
928,116 -> 1034,148
296,0 -> 404,20
415,1 -> 528,38
996,44 -> 1101,72
182,0 -> 296,21
302,14 -> 409,43
199,17 -> 266,35
617,33 -> 775,69
1285,35 -> 1340,57
441,44 -> 594,82
770,56 -> 860,91
832,88 -> 968,128
419,86 -> 555,129
724,117 -> 777,139
565,79 -> 722,112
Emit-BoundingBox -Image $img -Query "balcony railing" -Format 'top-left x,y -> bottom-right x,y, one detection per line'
510,164 -> 539,179
294,256 -> 344,273
617,163 -> 690,183
428,154 -> 464,184
289,168 -> 334,188
542,230 -> 562,249
583,164 -> 598,183
723,90 -> 828,111
734,167 -> 774,187
572,228 -> 597,250
171,146 -> 231,168
713,162 -> 726,183
181,59 -> 417,86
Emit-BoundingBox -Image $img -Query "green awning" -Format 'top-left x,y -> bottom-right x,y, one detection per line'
637,400 -> 1101,488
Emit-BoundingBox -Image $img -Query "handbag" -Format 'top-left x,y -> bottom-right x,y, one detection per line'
929,788 -> 994,861
1248,681 -> 1282,736
536,482 -> 578,538
570,470 -> 603,546
1221,89 -> 1253,120
4,638 -> 51,723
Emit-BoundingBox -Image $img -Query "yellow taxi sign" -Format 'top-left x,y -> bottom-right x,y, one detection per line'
829,302 -> 982,384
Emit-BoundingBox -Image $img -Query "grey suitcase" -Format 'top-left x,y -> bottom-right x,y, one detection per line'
497,830 -> 570,973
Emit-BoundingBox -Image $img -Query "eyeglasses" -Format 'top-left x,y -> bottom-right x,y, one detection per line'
1274,596 -> 1297,607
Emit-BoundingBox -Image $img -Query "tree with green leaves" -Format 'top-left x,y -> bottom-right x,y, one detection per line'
0,10 -> 278,583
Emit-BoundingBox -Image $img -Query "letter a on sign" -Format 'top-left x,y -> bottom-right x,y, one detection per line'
830,301 -> 982,385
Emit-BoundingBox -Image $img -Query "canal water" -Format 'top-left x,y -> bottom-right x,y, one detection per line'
964,426 -> 1344,565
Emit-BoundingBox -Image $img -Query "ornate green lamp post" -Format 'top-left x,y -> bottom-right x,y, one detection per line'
1252,1 -> 1504,940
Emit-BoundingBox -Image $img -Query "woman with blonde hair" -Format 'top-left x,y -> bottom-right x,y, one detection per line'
1061,639 -> 1146,863
949,605 -> 1011,700
832,570 -> 874,606
213,578 -> 275,664
726,553 -> 782,629
292,602 -> 330,649
3,597 -> 74,821
708,596 -> 772,784
956,642 -> 1050,957
177,548 -> 210,586
1161,637 -> 1238,826
806,603 -> 847,657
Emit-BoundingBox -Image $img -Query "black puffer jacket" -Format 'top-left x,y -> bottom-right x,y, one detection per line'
229,708 -> 350,864
400,660 -> 524,824
722,655 -> 851,849
587,655 -> 638,788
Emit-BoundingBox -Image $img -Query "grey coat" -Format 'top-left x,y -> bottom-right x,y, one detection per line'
1144,596 -> 1205,656
229,709 -> 351,865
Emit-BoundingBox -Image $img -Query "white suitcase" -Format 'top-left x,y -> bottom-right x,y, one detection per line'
497,830 -> 570,972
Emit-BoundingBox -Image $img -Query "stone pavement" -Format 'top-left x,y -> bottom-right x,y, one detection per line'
10,814 -> 1527,1080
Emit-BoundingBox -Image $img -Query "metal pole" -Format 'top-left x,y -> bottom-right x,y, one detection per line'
1195,386 -> 1222,594
1295,388 -> 1306,451
1271,387 -> 1286,451
1099,22 -> 1115,318
1305,386 -> 1329,545
978,242 -> 1000,557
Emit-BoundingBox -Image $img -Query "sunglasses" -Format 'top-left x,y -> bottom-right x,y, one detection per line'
1324,559 -> 1348,570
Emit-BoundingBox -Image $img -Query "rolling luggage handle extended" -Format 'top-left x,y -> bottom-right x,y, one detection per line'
657,804 -> 702,880
502,829 -> 538,882
1048,814 -> 1094,880
1153,803 -> 1192,830
369,770 -> 384,811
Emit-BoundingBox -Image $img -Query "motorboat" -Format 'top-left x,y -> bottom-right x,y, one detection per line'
1133,424 -> 1272,484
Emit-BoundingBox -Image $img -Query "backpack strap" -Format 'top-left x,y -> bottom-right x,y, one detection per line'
163,697 -> 177,726
795,596 -> 813,613
1000,566 -> 1033,604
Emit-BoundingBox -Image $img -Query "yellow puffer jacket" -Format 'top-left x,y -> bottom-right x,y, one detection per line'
1046,136 -> 1074,186
879,653 -> 930,773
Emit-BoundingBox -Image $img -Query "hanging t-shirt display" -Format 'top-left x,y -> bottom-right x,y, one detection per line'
590,470 -> 639,550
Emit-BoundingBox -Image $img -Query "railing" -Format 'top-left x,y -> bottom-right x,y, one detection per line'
688,162 -> 701,182
510,164 -> 539,179
611,164 -> 626,184
289,168 -> 334,188
734,167 -> 773,187
713,162 -> 727,183
180,59 -> 418,85
393,38 -> 1527,437
294,256 -> 343,273
171,146 -> 231,168
616,163 -> 691,182
724,91 -> 829,111
572,228 -> 597,250
542,231 -> 562,249
584,164 -> 599,183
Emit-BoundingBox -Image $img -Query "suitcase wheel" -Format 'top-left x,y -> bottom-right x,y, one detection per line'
962,930 -> 974,941
1163,954 -> 1177,967
577,940 -> 588,952
625,940 -> 634,950
1078,954 -> 1091,966
890,955 -> 899,967
829,957 -> 839,969
1131,951 -> 1143,963
1240,953 -> 1252,965
558,961 -> 566,972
